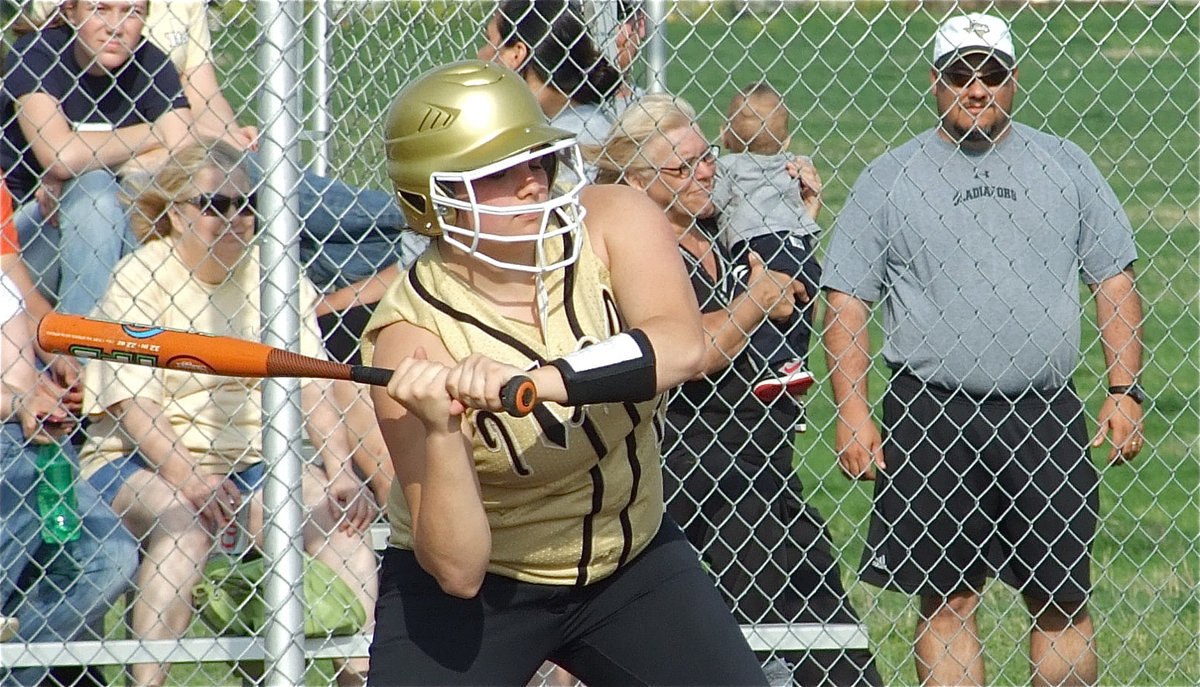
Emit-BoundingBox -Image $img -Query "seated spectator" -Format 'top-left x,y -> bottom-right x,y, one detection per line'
2,172 -> 137,687
78,140 -> 377,687
136,0 -> 396,505
1,0 -> 194,316
13,0 -> 426,324
591,94 -> 883,686
102,0 -> 428,294
478,0 -> 624,146
13,1 -> 396,499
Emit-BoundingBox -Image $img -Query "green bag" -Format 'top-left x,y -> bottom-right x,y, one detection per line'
193,553 -> 366,637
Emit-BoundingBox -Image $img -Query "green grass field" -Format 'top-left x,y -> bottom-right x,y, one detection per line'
74,1 -> 1200,684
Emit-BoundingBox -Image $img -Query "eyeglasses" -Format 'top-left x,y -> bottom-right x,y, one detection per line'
183,192 -> 256,218
658,145 -> 720,178
939,65 -> 1012,89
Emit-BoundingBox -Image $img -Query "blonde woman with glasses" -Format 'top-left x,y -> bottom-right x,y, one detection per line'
590,95 -> 882,686
78,140 -> 377,687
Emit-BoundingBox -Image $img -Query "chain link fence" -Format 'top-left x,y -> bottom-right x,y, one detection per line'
1,1 -> 1196,685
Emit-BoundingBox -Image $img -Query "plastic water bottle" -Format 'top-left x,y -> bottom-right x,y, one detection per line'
36,440 -> 82,544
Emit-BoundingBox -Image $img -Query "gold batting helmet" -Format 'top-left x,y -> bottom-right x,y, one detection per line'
384,60 -> 588,273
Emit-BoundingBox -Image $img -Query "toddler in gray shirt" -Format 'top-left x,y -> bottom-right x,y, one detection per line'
714,83 -> 822,423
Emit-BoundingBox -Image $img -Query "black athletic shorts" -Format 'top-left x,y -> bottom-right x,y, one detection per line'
366,518 -> 767,686
859,372 -> 1097,602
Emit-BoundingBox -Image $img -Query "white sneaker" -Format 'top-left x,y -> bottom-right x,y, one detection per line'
0,616 -> 18,642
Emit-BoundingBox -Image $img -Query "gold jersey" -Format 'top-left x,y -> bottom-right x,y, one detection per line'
363,231 -> 664,586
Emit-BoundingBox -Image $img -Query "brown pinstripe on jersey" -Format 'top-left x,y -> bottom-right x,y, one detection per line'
363,228 -> 664,586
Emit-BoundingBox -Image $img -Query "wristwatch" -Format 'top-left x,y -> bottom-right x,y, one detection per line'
1108,383 -> 1147,405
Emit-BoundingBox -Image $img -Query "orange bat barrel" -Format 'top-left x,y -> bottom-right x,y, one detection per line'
36,313 -> 537,417
39,312 -> 280,377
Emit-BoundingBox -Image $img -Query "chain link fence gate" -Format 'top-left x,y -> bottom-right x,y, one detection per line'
0,1 -> 1196,685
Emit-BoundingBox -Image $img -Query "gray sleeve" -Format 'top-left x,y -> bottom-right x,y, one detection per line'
1059,141 -> 1138,283
821,157 -> 898,303
712,161 -> 735,244
705,175 -> 734,245
712,158 -> 734,211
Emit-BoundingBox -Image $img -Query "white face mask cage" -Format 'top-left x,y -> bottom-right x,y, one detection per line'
430,139 -> 588,274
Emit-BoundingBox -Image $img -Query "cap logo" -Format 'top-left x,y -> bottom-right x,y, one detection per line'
967,20 -> 992,38
416,104 -> 458,133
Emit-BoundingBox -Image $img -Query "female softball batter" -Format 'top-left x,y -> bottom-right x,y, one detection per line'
363,60 -> 767,686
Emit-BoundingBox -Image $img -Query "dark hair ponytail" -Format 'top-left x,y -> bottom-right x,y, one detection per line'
496,0 -> 620,105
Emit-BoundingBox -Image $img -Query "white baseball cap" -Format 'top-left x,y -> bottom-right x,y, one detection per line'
933,13 -> 1017,68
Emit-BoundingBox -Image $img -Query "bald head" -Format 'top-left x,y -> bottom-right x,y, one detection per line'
722,83 -> 791,155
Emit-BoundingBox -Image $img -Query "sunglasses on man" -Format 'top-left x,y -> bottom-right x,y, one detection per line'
939,62 -> 1013,89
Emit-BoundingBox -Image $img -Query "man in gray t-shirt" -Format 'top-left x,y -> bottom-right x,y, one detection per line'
821,13 -> 1145,686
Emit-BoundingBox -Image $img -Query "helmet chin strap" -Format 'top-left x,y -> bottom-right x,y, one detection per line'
535,272 -> 551,345
533,210 -> 553,343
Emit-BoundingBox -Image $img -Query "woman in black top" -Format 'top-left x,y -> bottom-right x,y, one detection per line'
591,93 -> 883,687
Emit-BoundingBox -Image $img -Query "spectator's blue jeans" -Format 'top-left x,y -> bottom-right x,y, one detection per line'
14,162 -> 423,308
243,154 -> 424,290
0,423 -> 137,687
14,170 -> 135,315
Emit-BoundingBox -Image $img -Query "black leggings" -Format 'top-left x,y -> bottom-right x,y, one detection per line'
665,452 -> 883,687
367,519 -> 767,686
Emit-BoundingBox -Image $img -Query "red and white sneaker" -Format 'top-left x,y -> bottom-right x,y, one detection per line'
752,360 -> 815,403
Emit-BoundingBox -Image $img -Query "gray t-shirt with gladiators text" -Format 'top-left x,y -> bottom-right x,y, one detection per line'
822,123 -> 1136,395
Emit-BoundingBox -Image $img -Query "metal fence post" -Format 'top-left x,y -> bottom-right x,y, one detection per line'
645,0 -> 669,94
308,0 -> 331,176
255,2 -> 307,686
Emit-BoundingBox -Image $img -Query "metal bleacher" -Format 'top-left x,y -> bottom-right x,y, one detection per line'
2,521 -> 868,675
